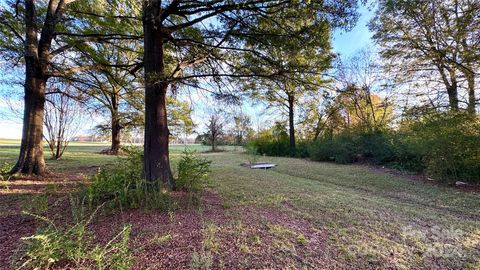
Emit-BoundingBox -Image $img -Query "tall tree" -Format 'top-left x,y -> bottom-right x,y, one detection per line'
0,0 -> 135,174
167,97 -> 195,142
70,40 -> 143,154
238,3 -> 357,150
140,0 -> 361,189
232,113 -> 253,145
370,0 -> 480,113
0,0 -> 73,175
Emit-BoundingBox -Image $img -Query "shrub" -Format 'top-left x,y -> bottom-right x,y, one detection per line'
294,141 -> 310,158
308,138 -> 335,162
390,132 -> 426,172
176,150 -> 212,193
249,135 -> 292,157
308,134 -> 357,164
86,146 -> 144,208
355,131 -> 396,165
245,143 -> 259,164
398,113 -> 480,182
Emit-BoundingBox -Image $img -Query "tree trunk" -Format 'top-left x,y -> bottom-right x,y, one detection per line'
287,94 -> 296,151
11,73 -> 47,175
10,0 -> 47,175
110,112 -> 121,155
447,85 -> 459,111
466,73 -> 476,114
110,93 -> 121,154
143,2 -> 174,190
447,69 -> 459,111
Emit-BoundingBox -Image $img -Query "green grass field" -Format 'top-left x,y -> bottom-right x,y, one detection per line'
207,152 -> 480,268
1,144 -> 479,268
0,141 -> 238,171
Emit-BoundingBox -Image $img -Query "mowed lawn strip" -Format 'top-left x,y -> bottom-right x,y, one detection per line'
206,152 -> 480,269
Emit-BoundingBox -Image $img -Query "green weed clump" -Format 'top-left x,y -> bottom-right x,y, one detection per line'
0,162 -> 12,180
85,146 -> 145,208
0,161 -> 12,174
176,150 -> 212,193
86,147 -> 212,210
15,203 -> 132,270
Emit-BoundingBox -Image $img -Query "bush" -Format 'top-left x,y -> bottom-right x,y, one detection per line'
86,146 -> 144,208
397,113 -> 480,182
249,134 -> 293,157
308,133 -> 357,164
355,131 -> 396,165
294,141 -> 310,158
87,147 -> 213,210
176,150 -> 212,192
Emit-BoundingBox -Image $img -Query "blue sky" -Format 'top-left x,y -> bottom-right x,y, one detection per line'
0,7 -> 375,139
332,5 -> 375,58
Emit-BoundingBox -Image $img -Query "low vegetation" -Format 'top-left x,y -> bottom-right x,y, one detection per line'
250,112 -> 480,183
1,144 -> 479,269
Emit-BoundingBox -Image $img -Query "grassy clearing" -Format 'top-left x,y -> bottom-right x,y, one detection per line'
1,144 -> 479,269
206,152 -> 480,269
0,142 -> 237,172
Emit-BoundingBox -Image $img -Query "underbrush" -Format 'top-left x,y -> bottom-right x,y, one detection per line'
15,147 -> 212,269
15,199 -> 132,269
85,147 -> 212,209
176,150 -> 212,192
250,112 -> 480,183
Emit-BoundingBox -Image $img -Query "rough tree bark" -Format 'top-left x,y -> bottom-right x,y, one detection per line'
11,0 -> 58,175
465,72 -> 476,114
287,94 -> 296,151
142,1 -> 174,190
13,74 -> 47,175
110,93 -> 121,154
110,113 -> 121,154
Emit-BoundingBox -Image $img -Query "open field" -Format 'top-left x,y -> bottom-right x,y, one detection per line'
0,142 -> 238,171
0,145 -> 479,269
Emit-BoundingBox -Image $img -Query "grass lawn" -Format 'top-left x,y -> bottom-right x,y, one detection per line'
0,145 -> 479,269
0,141 -> 237,171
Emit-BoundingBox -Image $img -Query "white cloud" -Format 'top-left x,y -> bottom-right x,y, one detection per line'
0,121 -> 22,139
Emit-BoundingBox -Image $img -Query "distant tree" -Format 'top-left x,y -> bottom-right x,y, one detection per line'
71,40 -> 143,155
205,113 -> 224,152
44,87 -> 83,160
336,87 -> 392,131
298,92 -> 340,140
167,97 -> 195,142
232,113 -> 253,146
336,49 -> 393,131
370,0 -> 480,113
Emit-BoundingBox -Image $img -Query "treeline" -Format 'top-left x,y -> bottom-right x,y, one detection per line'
247,0 -> 480,184
250,112 -> 480,183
